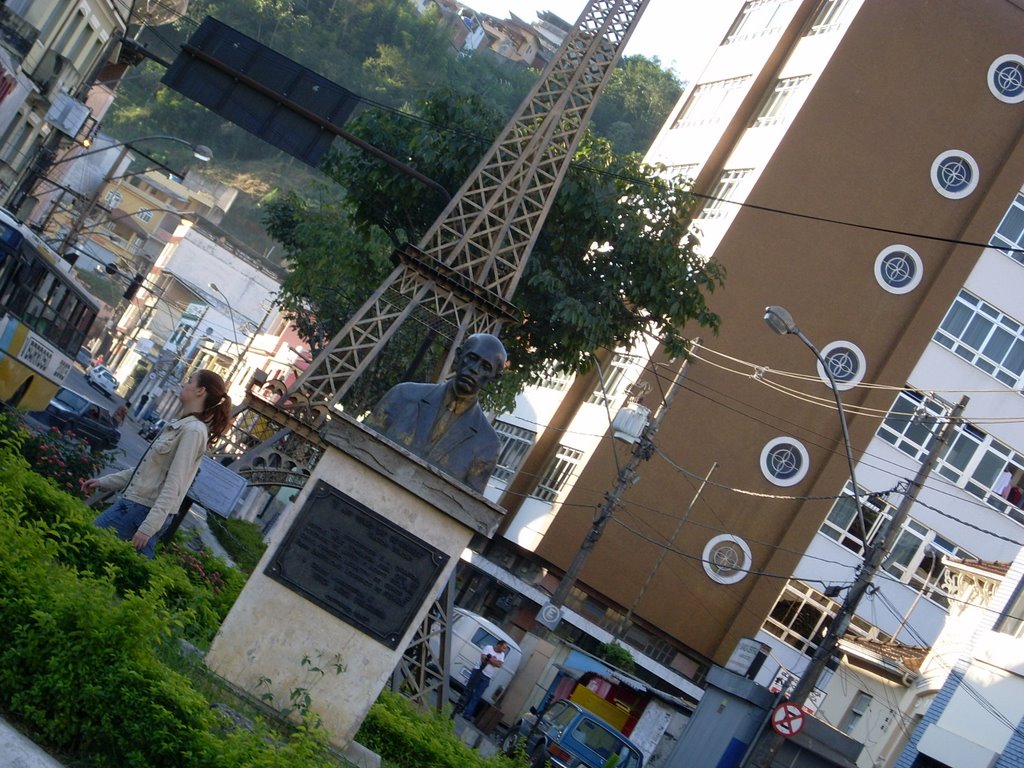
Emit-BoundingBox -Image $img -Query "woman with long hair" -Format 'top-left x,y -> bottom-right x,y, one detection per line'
84,369 -> 233,558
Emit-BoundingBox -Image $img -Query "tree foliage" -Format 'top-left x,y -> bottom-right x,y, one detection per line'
265,89 -> 724,412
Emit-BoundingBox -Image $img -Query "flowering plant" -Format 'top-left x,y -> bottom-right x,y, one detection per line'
2,413 -> 112,498
164,542 -> 227,593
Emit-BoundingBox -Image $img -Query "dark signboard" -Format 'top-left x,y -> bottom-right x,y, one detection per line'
265,480 -> 449,649
162,17 -> 359,167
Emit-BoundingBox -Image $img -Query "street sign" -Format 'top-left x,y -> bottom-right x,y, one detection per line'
770,702 -> 805,737
187,456 -> 248,517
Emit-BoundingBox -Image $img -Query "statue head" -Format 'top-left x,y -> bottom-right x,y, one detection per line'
452,333 -> 507,398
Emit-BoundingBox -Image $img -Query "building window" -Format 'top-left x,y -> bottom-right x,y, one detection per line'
934,290 -> 1024,390
723,0 -> 793,44
666,163 -> 700,181
536,365 -> 573,391
820,485 -> 891,556
839,691 -> 872,735
807,0 -> 850,36
817,340 -> 866,390
699,169 -> 752,220
931,150 -> 979,199
997,580 -> 1024,638
531,445 -> 584,502
760,437 -> 809,486
879,390 -> 1024,523
988,55 -> 1024,104
136,209 -> 153,223
875,245 -> 923,294
877,390 -> 947,463
128,236 -> 142,255
492,421 -> 536,483
672,77 -> 751,128
105,190 -> 122,207
990,192 -> 1024,264
753,75 -> 810,126
703,535 -> 753,584
763,581 -> 839,655
588,354 -> 632,405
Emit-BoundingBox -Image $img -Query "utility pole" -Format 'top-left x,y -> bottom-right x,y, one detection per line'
748,394 -> 968,767
539,345 -> 700,628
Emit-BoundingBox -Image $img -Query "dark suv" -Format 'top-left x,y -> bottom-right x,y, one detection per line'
502,699 -> 644,768
27,388 -> 121,451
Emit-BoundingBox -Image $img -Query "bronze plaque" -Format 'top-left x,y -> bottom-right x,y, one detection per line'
265,480 -> 449,649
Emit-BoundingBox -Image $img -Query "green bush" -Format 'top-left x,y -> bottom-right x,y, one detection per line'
356,690 -> 528,768
0,434 -> 340,766
206,514 -> 268,573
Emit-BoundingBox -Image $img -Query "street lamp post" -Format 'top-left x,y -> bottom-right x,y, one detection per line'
749,306 -> 968,768
208,282 -> 242,379
11,134 -> 212,216
54,137 -> 211,259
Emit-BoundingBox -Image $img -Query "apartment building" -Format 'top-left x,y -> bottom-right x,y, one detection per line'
460,0 -> 1024,723
0,1 -> 127,204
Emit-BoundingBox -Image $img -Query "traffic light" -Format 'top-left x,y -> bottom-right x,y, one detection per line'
123,272 -> 145,300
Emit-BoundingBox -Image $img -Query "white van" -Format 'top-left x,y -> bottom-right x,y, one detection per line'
447,608 -> 522,706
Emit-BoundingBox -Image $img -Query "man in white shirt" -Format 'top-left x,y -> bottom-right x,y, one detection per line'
454,640 -> 509,719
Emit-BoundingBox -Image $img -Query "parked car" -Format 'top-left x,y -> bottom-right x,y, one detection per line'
139,418 -> 166,441
86,364 -> 118,398
502,699 -> 644,768
75,346 -> 92,367
26,387 -> 120,451
428,608 -> 522,707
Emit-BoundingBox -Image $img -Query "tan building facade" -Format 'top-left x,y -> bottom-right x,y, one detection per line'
470,0 -> 1024,705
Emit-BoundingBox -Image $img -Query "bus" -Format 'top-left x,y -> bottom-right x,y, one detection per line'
0,207 -> 100,411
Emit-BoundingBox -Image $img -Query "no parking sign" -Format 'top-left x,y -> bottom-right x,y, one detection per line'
770,702 -> 805,737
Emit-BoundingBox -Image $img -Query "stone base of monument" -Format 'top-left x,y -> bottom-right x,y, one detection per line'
205,413 -> 504,747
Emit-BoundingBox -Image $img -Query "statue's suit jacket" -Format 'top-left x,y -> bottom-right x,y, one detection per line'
365,381 -> 499,493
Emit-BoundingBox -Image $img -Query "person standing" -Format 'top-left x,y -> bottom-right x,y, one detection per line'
83,370 -> 232,558
113,400 -> 130,426
455,640 -> 510,719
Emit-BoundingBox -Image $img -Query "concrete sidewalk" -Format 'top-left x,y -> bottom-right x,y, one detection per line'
0,715 -> 65,768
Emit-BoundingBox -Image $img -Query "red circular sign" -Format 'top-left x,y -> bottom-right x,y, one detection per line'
770,702 -> 805,737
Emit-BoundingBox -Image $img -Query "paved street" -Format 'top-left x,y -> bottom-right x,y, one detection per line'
63,365 -> 151,473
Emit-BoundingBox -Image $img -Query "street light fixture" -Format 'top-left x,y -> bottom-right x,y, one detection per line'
47,135 -> 213,167
208,282 -> 242,371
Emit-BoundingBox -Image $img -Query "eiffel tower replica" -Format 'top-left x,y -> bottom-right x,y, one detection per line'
221,0 -> 652,709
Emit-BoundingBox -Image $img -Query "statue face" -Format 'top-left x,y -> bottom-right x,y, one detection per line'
453,335 -> 506,397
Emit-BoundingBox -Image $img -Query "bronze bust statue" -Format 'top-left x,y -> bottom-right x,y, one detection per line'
364,334 -> 507,493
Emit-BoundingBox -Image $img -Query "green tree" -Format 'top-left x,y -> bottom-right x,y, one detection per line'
590,55 -> 684,155
265,89 -> 723,413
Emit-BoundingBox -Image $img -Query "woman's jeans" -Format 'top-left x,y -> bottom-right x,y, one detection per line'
93,497 -> 172,559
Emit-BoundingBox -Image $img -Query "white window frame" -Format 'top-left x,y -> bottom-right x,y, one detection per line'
699,169 -> 752,220
136,209 -> 153,223
588,353 -> 632,405
934,289 -> 1024,390
874,245 -> 923,294
532,445 -> 584,502
536,365 -> 572,392
988,54 -> 1024,104
672,77 -> 751,129
990,192 -> 1024,265
931,150 -> 979,200
753,75 -> 810,127
807,0 -> 850,36
703,535 -> 753,584
878,390 -> 1024,522
723,0 -> 793,44
817,340 -> 866,390
763,581 -> 839,655
105,190 -> 122,207
760,436 -> 809,486
492,421 -> 536,483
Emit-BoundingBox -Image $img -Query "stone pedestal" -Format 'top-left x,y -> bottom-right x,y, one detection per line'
205,413 -> 504,746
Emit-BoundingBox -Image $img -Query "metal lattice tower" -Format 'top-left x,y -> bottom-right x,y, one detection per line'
223,0 -> 650,452
221,0 -> 649,712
